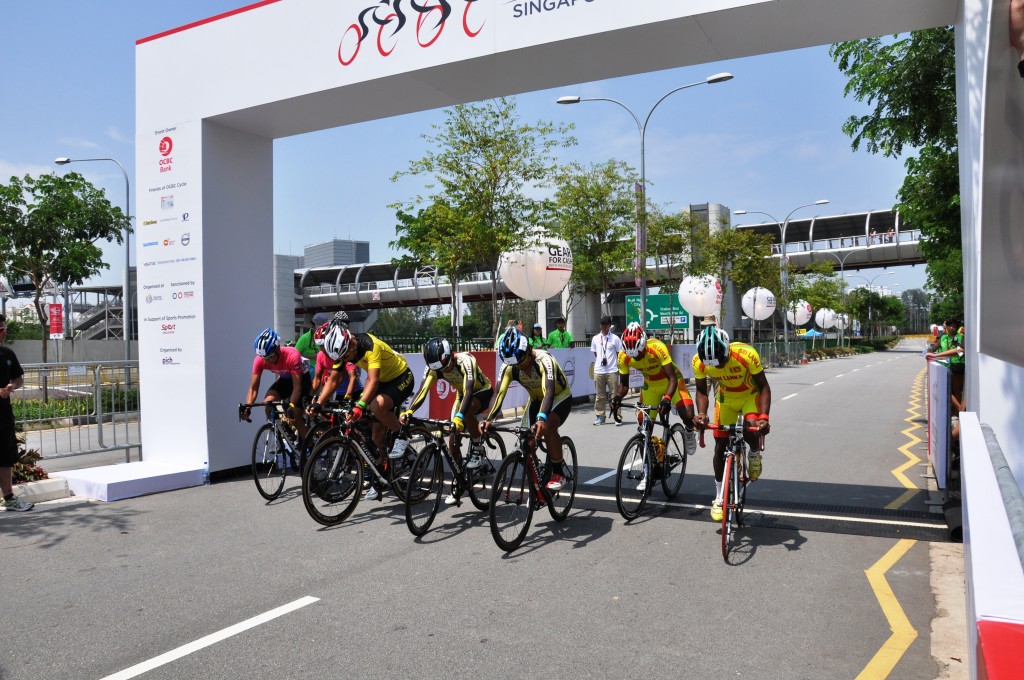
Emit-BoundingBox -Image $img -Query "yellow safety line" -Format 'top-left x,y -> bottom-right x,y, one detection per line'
855,539 -> 919,679
885,369 -> 925,510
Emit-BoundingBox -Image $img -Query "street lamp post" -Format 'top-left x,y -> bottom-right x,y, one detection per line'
735,200 -> 829,363
54,157 -> 132,376
557,72 -> 734,327
815,248 -> 865,347
845,271 -> 895,338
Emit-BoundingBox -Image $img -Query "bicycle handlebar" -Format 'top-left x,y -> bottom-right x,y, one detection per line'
697,423 -> 765,449
238,400 -> 287,423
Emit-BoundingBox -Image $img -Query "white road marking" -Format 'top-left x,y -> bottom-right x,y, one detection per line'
99,596 -> 319,680
571,492 -> 946,529
814,381 -> 825,386
584,469 -> 617,485
782,394 -> 797,400
835,373 -> 845,378
852,368 -> 861,372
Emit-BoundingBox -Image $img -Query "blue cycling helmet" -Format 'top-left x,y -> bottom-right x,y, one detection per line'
254,328 -> 280,357
498,327 -> 530,366
696,326 -> 730,367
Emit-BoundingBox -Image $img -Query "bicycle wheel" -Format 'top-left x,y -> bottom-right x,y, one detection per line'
467,431 -> 507,511
302,436 -> 364,526
721,452 -> 736,561
489,452 -> 534,552
661,424 -> 688,499
405,444 -> 444,537
252,423 -> 286,501
736,448 -> 748,526
387,425 -> 430,503
547,436 -> 577,522
615,434 -> 650,520
299,421 -> 333,471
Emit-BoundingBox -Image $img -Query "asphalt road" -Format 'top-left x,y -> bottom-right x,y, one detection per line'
1,340 -> 950,680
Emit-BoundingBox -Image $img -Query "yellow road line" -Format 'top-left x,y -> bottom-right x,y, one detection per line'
856,539 -> 919,679
885,370 -> 925,510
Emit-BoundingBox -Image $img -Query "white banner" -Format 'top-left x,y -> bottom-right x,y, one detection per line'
928,361 -> 951,489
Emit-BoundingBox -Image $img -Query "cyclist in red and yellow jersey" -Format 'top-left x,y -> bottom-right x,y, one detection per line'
609,323 -> 697,490
691,326 -> 771,522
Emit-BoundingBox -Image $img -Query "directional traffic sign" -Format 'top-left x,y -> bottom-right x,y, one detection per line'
625,294 -> 690,332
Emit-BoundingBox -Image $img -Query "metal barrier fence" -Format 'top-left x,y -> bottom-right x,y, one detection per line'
13,360 -> 141,463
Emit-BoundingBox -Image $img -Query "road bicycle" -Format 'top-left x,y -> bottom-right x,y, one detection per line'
700,417 -> 763,561
404,417 -> 507,537
614,403 -> 688,520
300,405 -> 425,526
487,425 -> 578,552
240,400 -> 309,501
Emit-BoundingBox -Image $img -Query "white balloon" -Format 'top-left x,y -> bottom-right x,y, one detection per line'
678,275 -> 723,318
786,299 -> 812,326
814,308 -> 838,329
498,237 -> 573,301
741,287 -> 777,321
836,314 -> 850,330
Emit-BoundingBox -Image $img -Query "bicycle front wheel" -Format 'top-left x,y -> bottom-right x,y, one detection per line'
252,423 -> 286,501
660,424 -> 688,499
547,436 -> 578,522
387,425 -> 431,503
467,431 -> 507,511
489,453 -> 534,552
302,436 -> 364,527
721,453 -> 736,561
405,444 -> 444,537
615,434 -> 650,520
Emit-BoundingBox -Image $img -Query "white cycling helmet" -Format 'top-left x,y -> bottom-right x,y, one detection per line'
323,324 -> 354,361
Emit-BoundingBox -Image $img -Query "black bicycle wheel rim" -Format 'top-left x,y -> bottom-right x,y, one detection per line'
615,435 -> 649,521
386,425 -> 431,503
252,423 -> 286,501
661,424 -> 687,499
489,453 -> 533,552
467,431 -> 507,511
547,436 -> 577,522
721,453 -> 734,561
301,436 -> 363,527
405,444 -> 444,537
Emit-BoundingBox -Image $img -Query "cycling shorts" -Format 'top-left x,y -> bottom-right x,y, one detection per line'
639,380 -> 693,413
268,372 -> 312,402
375,368 -> 415,410
712,393 -> 760,440
521,390 -> 572,429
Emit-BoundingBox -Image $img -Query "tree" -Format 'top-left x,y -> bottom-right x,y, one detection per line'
687,218 -> 778,324
646,207 -> 704,291
0,173 -> 130,361
370,305 -> 438,337
549,160 -> 637,316
391,97 -> 575,331
901,288 -> 930,333
831,28 -> 962,311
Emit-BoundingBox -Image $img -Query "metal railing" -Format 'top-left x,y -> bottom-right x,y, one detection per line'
13,360 -> 141,463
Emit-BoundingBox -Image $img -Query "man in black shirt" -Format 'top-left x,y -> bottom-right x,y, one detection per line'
0,315 -> 30,511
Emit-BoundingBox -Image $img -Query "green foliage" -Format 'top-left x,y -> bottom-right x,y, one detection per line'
787,261 -> 844,323
12,434 -> 47,483
4,320 -> 44,340
831,28 -> 962,307
371,306 -> 438,338
13,387 -> 139,428
549,160 -> 637,314
0,172 -> 130,362
646,208 -> 705,290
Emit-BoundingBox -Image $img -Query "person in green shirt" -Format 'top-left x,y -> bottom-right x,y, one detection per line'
546,317 -> 574,348
528,323 -> 548,349
295,312 -> 332,377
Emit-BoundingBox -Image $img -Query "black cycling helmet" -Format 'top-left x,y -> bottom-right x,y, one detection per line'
497,326 -> 530,366
423,337 -> 453,371
696,326 -> 730,367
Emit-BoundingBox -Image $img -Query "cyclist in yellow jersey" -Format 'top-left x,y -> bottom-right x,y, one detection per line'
691,326 -> 771,522
318,324 -> 415,499
401,338 -> 494,505
482,327 -> 572,491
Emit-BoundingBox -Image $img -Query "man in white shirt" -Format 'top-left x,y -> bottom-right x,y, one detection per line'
590,315 -> 622,425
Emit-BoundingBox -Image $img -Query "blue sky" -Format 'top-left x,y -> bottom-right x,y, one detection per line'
0,1 -> 926,304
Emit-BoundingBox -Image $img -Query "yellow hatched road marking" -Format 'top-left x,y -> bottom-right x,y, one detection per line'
855,539 -> 919,679
885,369 -> 925,510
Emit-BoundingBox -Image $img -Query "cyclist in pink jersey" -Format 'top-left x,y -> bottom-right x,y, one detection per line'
310,323 -> 363,402
243,328 -> 312,439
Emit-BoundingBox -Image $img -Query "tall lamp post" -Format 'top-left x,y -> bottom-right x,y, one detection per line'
557,72 -> 734,327
735,200 -> 829,362
816,248 -> 864,347
845,271 -> 895,338
54,157 -> 132,367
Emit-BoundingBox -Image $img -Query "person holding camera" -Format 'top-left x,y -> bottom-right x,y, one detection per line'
590,315 -> 622,425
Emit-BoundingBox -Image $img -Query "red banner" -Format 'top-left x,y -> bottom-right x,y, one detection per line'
428,351 -> 496,420
48,303 -> 64,339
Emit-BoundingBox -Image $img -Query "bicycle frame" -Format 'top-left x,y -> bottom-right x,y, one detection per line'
700,417 -> 762,560
491,426 -> 553,507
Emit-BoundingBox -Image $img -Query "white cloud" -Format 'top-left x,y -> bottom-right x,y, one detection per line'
0,159 -> 55,181
107,126 -> 131,144
56,136 -> 101,150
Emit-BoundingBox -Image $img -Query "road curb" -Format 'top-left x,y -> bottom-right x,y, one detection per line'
14,477 -> 71,503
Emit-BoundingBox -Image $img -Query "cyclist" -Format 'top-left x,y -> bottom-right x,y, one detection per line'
295,312 -> 332,379
609,323 -> 697,491
481,326 -> 572,491
401,337 -> 494,505
691,326 -> 771,522
310,322 -> 362,403
242,327 -> 312,442
318,323 -> 415,500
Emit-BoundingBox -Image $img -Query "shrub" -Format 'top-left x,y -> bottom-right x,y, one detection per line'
12,434 -> 48,483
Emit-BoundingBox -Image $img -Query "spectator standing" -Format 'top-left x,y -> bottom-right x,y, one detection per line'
528,323 -> 548,350
0,315 -> 30,511
590,315 -> 622,425
546,317 -> 574,349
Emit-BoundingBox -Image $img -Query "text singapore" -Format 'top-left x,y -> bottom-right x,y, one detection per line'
512,0 -> 595,18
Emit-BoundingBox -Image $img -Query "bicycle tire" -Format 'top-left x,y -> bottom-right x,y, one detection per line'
661,424 -> 688,499
386,425 -> 431,503
721,452 -> 735,561
301,436 -> 364,526
467,431 -> 507,511
252,423 -> 286,501
546,436 -> 577,522
405,443 -> 444,537
489,452 -> 533,552
615,434 -> 650,520
299,421 -> 333,471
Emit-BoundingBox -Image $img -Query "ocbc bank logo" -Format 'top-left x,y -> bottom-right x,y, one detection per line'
337,0 -> 484,67
435,379 -> 451,400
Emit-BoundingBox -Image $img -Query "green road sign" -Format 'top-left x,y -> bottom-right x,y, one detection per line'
625,294 -> 690,331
